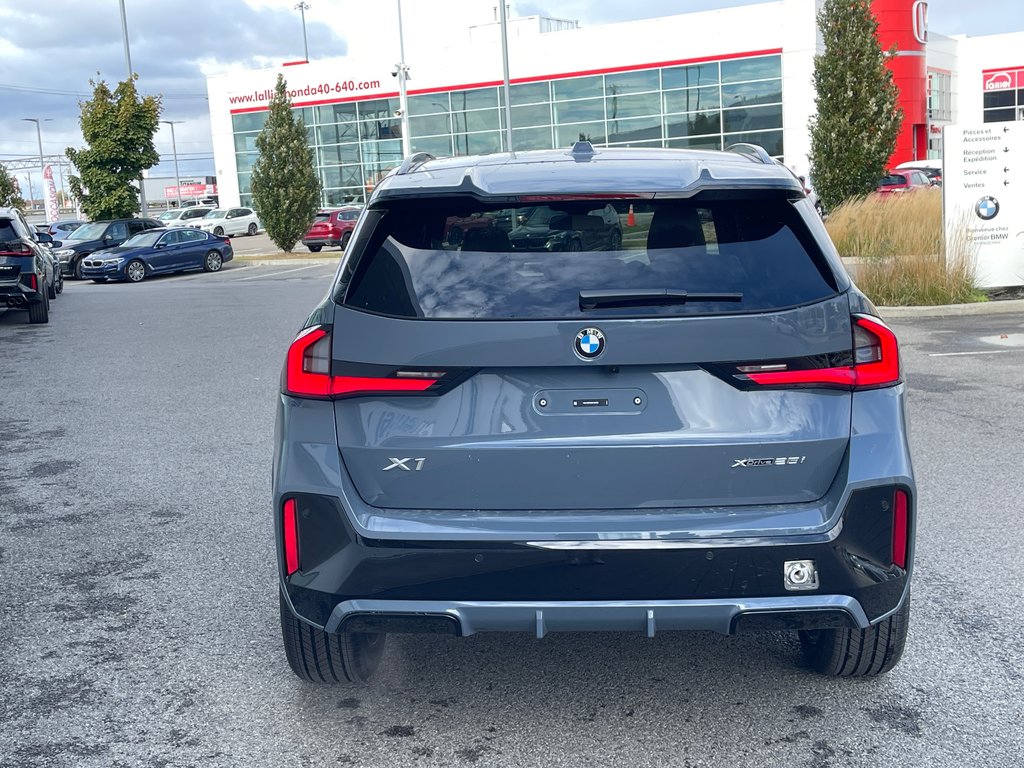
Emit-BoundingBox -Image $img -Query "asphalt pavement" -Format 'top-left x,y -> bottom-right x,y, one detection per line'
1,268 -> 1023,767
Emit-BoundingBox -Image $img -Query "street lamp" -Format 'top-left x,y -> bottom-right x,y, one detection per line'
161,120 -> 184,208
21,118 -> 52,221
118,0 -> 149,216
295,2 -> 310,62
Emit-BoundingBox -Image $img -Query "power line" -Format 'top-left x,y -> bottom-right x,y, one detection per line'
0,82 -> 208,100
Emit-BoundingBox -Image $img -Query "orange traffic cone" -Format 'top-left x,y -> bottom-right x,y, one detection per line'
627,204 -> 635,227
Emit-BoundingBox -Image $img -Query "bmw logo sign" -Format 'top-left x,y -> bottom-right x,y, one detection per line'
976,196 -> 1000,221
574,327 -> 606,360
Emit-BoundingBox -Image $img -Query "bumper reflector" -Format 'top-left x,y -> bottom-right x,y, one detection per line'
283,498 -> 299,575
893,489 -> 909,568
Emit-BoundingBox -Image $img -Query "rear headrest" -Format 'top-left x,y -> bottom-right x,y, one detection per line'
646,206 -> 706,250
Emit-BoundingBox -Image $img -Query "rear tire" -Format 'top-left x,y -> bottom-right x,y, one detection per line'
203,250 -> 223,272
214,226 -> 225,237
799,594 -> 910,677
247,223 -> 257,236
279,591 -> 386,684
340,231 -> 351,250
73,257 -> 83,280
48,277 -> 57,299
28,291 -> 49,324
307,244 -> 322,253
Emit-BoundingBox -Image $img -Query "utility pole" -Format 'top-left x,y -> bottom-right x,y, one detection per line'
295,2 -> 310,61
161,120 -> 184,208
24,175 -> 34,211
395,0 -> 411,157
497,2 -> 512,153
119,0 -> 148,216
21,118 -> 51,221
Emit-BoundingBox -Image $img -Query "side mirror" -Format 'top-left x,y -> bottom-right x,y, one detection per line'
52,240 -> 63,248
36,232 -> 54,244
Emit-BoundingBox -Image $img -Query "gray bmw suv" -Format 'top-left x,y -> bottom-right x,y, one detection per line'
274,143 -> 914,683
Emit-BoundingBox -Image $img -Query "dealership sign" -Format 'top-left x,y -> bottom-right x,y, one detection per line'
943,123 -> 1024,289
164,183 -> 217,199
983,68 -> 1022,91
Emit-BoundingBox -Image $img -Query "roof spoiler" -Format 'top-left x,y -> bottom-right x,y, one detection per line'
725,143 -> 776,166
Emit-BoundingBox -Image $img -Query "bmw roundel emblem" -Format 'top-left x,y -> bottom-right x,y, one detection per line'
976,196 -> 1000,221
574,327 -> 606,360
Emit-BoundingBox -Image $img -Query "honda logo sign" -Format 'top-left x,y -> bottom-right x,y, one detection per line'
912,1 -> 928,44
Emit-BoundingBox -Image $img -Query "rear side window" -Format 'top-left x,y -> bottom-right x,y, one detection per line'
342,197 -> 837,320
879,174 -> 907,187
0,218 -> 20,243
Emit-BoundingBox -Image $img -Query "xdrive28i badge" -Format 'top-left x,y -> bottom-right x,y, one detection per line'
574,327 -> 606,360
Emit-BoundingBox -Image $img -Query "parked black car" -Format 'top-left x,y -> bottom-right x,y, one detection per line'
52,218 -> 163,279
1,207 -> 58,324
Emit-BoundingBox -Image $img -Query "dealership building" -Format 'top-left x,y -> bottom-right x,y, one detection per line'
205,0 -> 1024,208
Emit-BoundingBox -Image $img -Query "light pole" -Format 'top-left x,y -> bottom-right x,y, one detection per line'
118,0 -> 149,216
24,175 -> 35,211
498,2 -> 513,153
21,118 -> 51,220
161,120 -> 184,208
395,0 -> 411,157
295,2 -> 310,62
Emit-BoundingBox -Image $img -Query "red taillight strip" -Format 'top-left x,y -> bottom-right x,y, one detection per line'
27,273 -> 38,291
892,489 -> 909,569
283,498 -> 300,576
284,326 -> 440,398
745,315 -> 900,391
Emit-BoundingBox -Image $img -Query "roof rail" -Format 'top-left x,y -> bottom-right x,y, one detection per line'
395,152 -> 436,175
724,143 -> 775,165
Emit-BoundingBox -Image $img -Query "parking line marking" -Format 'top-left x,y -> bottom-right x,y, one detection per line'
928,350 -> 1013,357
235,265 -> 322,281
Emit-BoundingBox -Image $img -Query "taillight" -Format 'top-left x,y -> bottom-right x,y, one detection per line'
743,315 -> 901,391
283,498 -> 299,576
0,243 -> 32,256
892,488 -> 909,569
283,325 -> 444,399
26,273 -> 38,291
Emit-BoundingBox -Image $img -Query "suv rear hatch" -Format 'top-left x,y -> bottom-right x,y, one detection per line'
0,217 -> 31,285
299,195 -> 865,512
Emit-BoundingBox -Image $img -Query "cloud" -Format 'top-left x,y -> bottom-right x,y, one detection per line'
0,0 -> 345,189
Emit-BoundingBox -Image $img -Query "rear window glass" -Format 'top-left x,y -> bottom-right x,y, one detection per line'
314,213 -> 331,222
342,198 -> 836,319
879,174 -> 907,187
0,218 -> 20,242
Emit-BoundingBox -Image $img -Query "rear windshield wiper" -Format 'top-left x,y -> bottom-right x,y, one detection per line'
579,288 -> 743,310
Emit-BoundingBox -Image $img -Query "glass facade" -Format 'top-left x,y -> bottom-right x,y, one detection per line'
232,54 -> 784,207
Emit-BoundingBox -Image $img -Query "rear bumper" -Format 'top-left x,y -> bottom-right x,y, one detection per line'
302,237 -> 340,247
322,594 -> 874,636
0,282 -> 43,305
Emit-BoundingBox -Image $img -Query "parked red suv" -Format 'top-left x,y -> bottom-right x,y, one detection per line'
875,169 -> 933,197
302,207 -> 361,252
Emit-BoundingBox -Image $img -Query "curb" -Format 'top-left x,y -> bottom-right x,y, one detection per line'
878,298 -> 1024,319
234,257 -> 341,267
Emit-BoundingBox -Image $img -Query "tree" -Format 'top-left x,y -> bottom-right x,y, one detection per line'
250,75 -> 322,252
808,0 -> 902,212
0,164 -> 26,210
66,77 -> 162,220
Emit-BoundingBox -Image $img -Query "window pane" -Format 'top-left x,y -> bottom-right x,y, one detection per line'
233,133 -> 258,152
606,91 -> 661,119
721,79 -> 782,107
606,115 -> 662,144
511,102 -> 552,127
409,113 -> 452,137
983,90 -> 1016,108
318,122 -> 360,144
552,75 -> 603,101
510,81 -> 550,105
326,188 -> 364,206
361,139 -> 402,164
453,108 -> 501,133
605,69 -> 660,95
236,152 -> 258,172
452,131 -> 502,155
662,63 -> 719,89
553,98 -> 604,123
511,126 -> 553,150
721,55 -> 781,83
983,108 -> 1016,123
723,129 -> 784,156
555,121 -> 605,146
410,135 -> 453,156
359,118 -> 402,140
319,143 -> 361,165
323,165 -> 365,189
721,104 -> 783,133
232,112 -> 267,133
238,173 -> 252,194
407,93 -> 450,116
663,86 -> 721,113
666,135 -> 722,150
451,87 -> 499,110
315,103 -> 358,124
357,99 -> 399,119
665,111 -> 721,138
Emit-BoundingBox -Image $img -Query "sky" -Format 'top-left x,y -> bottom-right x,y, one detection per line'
1,0 -> 1021,201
